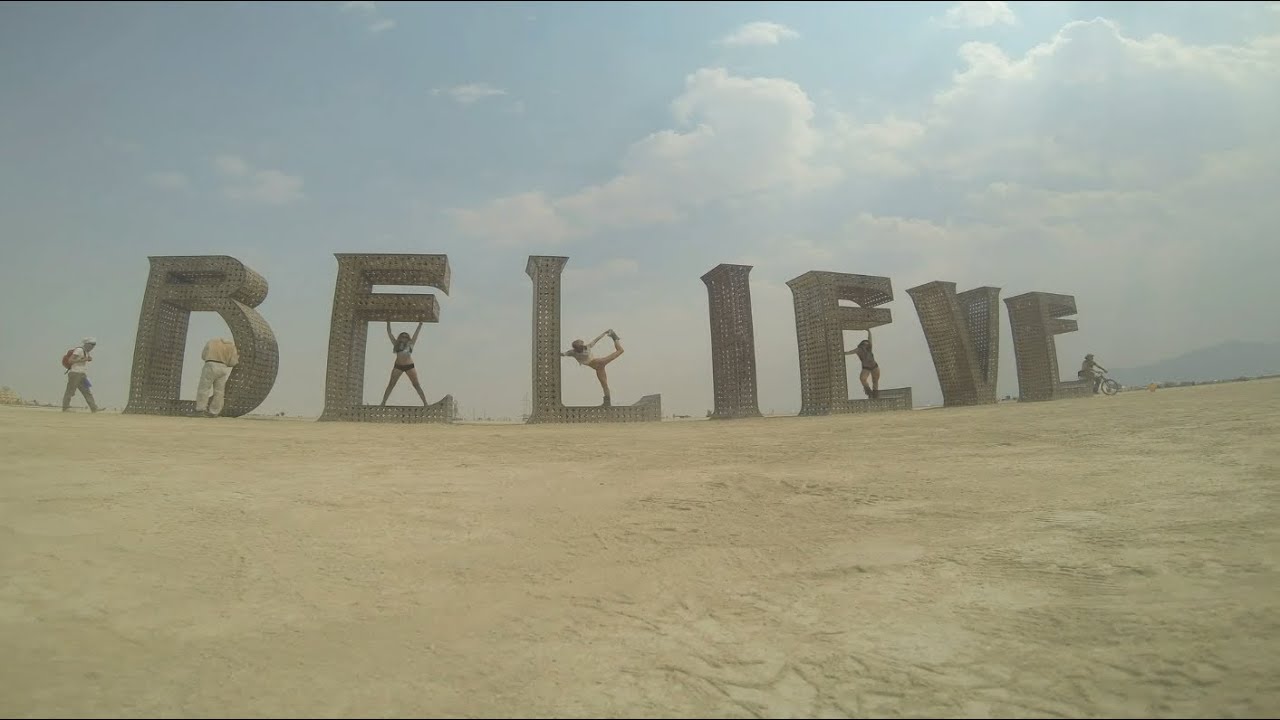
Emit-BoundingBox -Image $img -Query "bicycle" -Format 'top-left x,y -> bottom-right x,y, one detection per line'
1082,372 -> 1121,396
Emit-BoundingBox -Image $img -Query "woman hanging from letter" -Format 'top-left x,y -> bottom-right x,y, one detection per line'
381,321 -> 429,407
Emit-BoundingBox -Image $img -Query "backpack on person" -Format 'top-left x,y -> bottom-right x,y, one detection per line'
61,347 -> 79,372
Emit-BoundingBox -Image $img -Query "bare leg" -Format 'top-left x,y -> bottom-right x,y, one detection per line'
871,366 -> 881,398
591,340 -> 623,406
859,368 -> 873,398
405,367 -> 428,406
594,366 -> 611,405
381,368 -> 403,406
596,339 -> 624,366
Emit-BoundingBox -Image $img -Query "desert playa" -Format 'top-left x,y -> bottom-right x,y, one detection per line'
2,380 -> 1278,718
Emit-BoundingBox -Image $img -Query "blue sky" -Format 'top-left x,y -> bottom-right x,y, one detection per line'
2,1 -> 1278,418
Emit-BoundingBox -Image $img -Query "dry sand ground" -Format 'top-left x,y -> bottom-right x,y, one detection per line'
2,380 -> 1279,719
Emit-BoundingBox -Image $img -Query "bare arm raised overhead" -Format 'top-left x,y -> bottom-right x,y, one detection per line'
844,329 -> 873,356
587,330 -> 610,350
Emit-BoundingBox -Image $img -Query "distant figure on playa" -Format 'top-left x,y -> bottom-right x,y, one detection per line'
564,329 -> 624,406
381,321 -> 428,407
60,337 -> 99,413
1079,353 -> 1108,394
195,337 -> 239,417
845,329 -> 880,399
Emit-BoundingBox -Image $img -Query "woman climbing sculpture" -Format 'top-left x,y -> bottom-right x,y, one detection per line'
563,329 -> 624,406
844,328 -> 881,399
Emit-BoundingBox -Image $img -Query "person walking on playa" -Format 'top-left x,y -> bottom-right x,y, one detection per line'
845,329 -> 880,399
61,337 -> 100,413
564,329 -> 624,407
195,337 -> 239,417
381,322 -> 429,407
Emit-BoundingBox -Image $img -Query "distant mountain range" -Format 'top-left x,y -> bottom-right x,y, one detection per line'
1110,341 -> 1280,387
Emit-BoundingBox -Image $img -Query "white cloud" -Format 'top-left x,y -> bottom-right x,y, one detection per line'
110,138 -> 142,154
563,258 -> 641,289
213,154 -> 250,177
939,1 -> 1017,28
915,18 -> 1280,189
224,169 -> 304,206
451,15 -> 1280,394
213,156 -> 305,206
718,21 -> 800,47
434,83 -> 508,105
827,115 -> 925,178
455,19 -> 1280,246
146,171 -> 189,190
339,1 -> 393,33
449,192 -> 570,247
450,67 -> 841,245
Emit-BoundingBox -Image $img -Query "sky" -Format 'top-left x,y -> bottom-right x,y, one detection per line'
1,1 -> 1278,419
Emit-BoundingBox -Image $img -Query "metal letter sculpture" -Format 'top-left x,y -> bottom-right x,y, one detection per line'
907,281 -> 1002,407
526,256 -> 661,423
1004,291 -> 1091,402
318,254 -> 456,423
787,271 -> 912,415
701,264 -> 762,419
124,255 -> 279,417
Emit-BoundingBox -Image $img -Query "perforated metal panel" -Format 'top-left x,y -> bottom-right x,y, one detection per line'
701,264 -> 761,419
526,256 -> 662,423
907,281 -> 1001,407
786,270 -> 912,415
317,254 -> 456,423
124,255 -> 278,418
1004,291 -> 1091,402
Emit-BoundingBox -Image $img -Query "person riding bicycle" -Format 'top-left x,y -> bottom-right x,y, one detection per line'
1079,353 -> 1108,394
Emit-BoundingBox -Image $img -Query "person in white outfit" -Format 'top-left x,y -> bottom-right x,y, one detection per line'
195,337 -> 239,417
62,337 -> 99,412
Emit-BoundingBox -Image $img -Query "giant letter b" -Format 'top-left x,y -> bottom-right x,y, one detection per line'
124,255 -> 279,417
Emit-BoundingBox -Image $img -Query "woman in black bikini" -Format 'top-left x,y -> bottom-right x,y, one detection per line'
380,321 -> 428,407
844,329 -> 880,399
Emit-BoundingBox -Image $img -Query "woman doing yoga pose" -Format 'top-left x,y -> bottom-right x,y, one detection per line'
563,329 -> 624,406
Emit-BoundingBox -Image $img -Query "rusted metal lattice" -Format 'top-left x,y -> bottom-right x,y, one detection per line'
124,255 -> 278,418
907,281 -> 1001,407
526,256 -> 661,423
787,270 -> 912,415
701,263 -> 762,419
317,254 -> 456,423
1004,291 -> 1091,402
